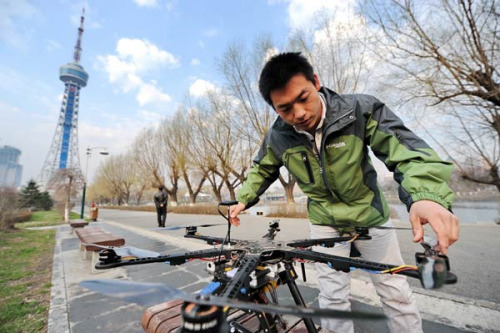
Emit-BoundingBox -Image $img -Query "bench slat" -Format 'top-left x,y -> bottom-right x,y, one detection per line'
75,227 -> 125,251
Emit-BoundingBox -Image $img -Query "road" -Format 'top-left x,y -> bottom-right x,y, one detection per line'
56,207 -> 500,333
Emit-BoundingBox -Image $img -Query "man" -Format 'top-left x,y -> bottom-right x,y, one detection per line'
154,186 -> 168,227
229,52 -> 459,332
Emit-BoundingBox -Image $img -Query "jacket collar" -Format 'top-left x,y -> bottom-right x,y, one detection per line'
272,86 -> 355,134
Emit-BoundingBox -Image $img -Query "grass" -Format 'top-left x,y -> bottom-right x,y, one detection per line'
267,203 -> 308,218
0,228 -> 55,333
15,210 -> 90,229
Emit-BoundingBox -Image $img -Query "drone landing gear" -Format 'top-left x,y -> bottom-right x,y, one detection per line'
279,263 -> 318,333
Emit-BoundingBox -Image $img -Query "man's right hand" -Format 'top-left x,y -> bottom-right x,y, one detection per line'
229,202 -> 246,226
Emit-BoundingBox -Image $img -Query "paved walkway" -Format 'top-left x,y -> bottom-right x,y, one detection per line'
47,209 -> 500,333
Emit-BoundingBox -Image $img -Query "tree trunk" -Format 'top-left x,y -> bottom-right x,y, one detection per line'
278,174 -> 296,203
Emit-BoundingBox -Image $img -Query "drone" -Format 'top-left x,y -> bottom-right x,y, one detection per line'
81,201 -> 457,333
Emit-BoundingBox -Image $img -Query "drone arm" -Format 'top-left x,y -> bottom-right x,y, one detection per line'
184,234 -> 238,246
286,236 -> 354,249
284,249 -> 421,278
96,248 -> 235,269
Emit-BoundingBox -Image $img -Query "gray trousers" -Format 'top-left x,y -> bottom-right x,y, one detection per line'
310,223 -> 423,333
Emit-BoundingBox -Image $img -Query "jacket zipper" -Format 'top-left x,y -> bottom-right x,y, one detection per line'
301,152 -> 315,184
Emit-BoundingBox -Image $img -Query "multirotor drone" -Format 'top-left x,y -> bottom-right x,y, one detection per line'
81,201 -> 457,333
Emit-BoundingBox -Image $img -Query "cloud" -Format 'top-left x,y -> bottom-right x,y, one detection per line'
189,79 -> 217,97
191,58 -> 201,66
134,0 -> 159,7
97,38 -> 178,107
136,82 -> 172,106
0,0 -> 37,48
285,0 -> 355,31
97,38 -> 179,83
116,38 -> 179,70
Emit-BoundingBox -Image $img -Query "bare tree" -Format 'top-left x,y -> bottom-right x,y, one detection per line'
188,117 -> 225,202
95,154 -> 135,205
130,158 -> 152,205
87,180 -> 113,204
185,91 -> 251,201
49,168 -> 80,221
218,39 -> 298,202
364,0 -> 500,190
289,9 -> 374,94
163,107 -> 207,205
133,126 -> 180,205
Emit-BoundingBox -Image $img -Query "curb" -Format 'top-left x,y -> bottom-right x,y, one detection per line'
48,226 -> 70,333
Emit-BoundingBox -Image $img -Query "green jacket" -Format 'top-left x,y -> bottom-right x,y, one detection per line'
237,87 -> 454,227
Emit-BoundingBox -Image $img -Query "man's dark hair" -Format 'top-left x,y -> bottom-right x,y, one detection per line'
258,52 -> 315,108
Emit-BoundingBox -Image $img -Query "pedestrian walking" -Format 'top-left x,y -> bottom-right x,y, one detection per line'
154,186 -> 168,227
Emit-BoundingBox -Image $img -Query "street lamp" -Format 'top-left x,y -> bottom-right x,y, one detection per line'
80,146 -> 109,218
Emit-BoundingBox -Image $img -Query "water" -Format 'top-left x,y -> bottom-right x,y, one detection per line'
249,201 -> 500,225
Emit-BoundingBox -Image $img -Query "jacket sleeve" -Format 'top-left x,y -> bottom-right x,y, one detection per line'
362,95 -> 454,211
237,133 -> 282,209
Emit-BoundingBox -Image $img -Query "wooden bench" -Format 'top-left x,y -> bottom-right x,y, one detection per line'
141,300 -> 326,333
68,219 -> 89,233
75,227 -> 125,271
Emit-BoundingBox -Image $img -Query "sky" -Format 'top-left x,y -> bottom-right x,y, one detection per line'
0,0 -> 361,186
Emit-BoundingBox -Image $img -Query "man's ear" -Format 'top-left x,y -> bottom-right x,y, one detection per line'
313,74 -> 321,91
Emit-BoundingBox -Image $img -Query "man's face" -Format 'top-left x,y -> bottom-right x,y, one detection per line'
270,74 -> 322,134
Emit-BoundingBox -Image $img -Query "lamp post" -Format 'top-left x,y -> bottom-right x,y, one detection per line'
80,146 -> 109,218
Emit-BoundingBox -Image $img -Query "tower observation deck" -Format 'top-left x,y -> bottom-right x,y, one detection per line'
40,9 -> 88,187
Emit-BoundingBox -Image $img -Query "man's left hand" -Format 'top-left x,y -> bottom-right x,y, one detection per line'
409,200 -> 459,254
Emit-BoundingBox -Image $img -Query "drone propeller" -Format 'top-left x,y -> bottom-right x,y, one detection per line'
154,223 -> 224,231
80,279 -> 386,320
86,244 -> 160,259
111,246 -> 160,258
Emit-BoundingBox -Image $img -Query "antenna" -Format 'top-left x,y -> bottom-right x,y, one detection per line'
73,8 -> 85,64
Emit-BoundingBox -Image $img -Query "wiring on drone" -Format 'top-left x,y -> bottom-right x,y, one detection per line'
381,265 -> 418,274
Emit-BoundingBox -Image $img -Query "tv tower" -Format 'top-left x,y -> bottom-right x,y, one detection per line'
40,9 -> 88,187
